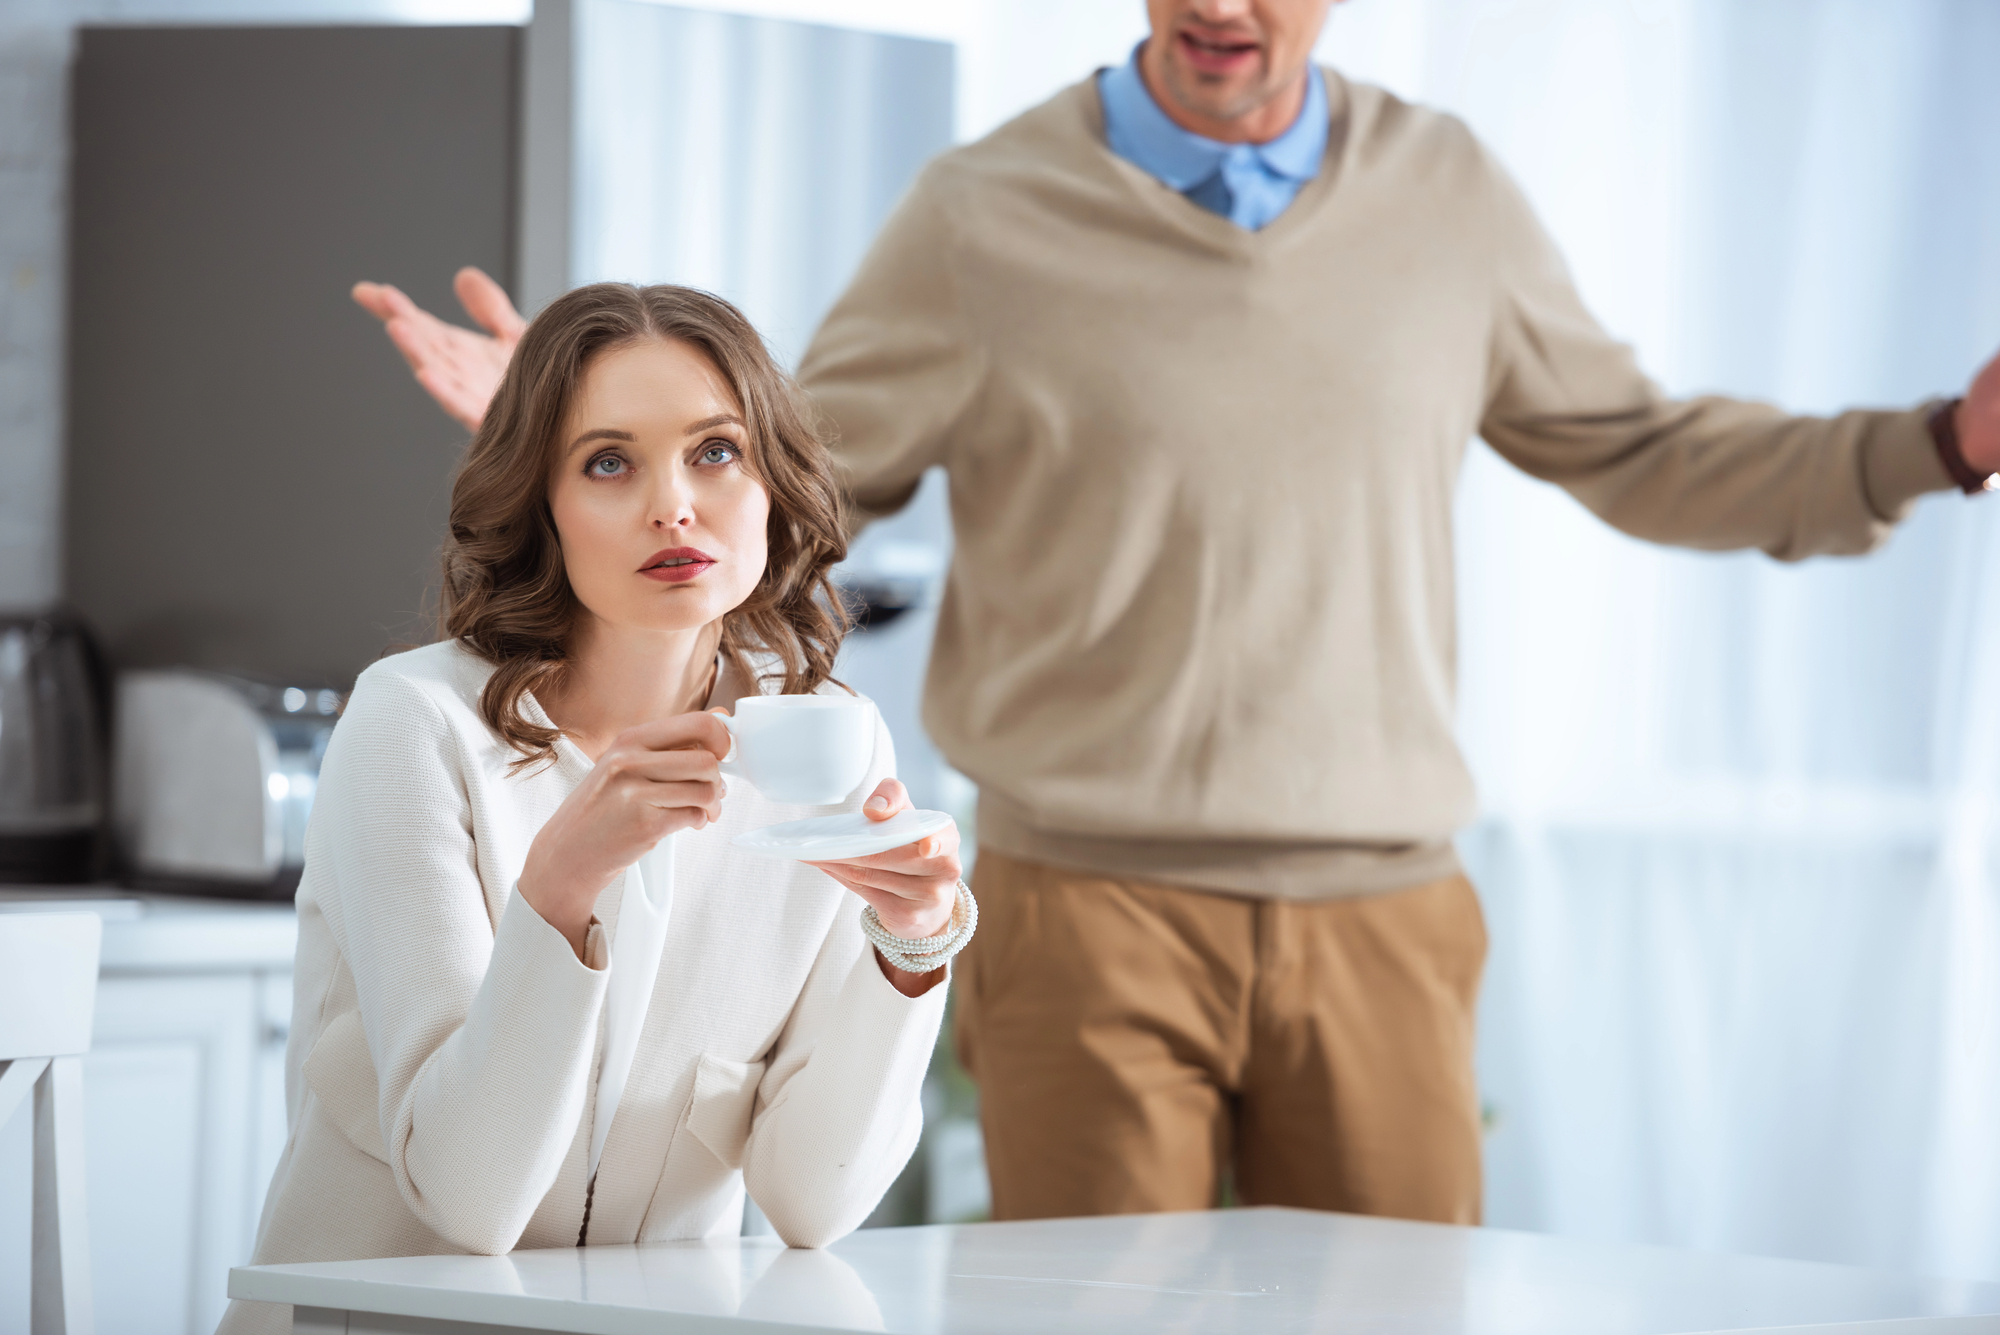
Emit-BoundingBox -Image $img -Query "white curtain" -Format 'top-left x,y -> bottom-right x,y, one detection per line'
1319,0 -> 2000,1280
570,0 -> 954,367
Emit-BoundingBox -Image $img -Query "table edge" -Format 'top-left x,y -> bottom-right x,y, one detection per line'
228,1267 -> 849,1335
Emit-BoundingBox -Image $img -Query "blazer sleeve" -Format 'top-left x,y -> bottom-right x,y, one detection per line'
737,713 -> 949,1247
306,666 -> 608,1254
1474,142 -> 1952,561
797,167 -> 989,537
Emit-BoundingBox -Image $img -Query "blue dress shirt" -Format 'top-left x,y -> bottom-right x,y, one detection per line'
1097,46 -> 1328,232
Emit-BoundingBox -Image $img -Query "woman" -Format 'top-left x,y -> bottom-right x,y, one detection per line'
219,284 -> 969,1335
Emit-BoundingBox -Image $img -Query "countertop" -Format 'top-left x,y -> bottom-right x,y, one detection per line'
230,1207 -> 2000,1335
0,886 -> 296,972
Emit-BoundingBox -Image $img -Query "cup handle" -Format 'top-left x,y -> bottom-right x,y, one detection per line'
714,710 -> 742,777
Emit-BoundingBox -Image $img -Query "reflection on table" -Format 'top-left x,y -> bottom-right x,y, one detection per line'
232,1206 -> 2000,1335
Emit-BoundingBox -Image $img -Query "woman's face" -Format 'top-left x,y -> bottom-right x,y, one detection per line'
548,337 -> 770,636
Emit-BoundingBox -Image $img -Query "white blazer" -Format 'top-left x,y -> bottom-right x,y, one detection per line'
218,641 -> 946,1335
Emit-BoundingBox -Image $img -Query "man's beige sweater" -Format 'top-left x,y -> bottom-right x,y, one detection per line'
798,71 -> 1952,900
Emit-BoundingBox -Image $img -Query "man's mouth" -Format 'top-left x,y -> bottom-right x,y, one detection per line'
1177,27 -> 1262,76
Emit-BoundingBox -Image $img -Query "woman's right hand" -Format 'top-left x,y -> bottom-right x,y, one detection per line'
517,712 -> 733,958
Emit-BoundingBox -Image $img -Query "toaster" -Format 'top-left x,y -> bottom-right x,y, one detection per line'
112,670 -> 342,899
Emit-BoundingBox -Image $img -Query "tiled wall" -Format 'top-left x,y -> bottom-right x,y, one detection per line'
0,5 -> 69,610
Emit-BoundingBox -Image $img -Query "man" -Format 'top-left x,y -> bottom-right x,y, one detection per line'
357,0 -> 2000,1227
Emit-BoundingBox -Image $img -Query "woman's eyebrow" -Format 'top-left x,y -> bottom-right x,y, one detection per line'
566,427 -> 636,456
683,413 -> 745,435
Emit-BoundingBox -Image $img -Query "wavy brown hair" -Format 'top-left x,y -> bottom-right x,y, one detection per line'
440,283 -> 850,769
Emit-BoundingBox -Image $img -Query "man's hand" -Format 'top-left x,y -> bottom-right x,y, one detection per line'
1956,345 -> 2000,476
352,266 -> 523,432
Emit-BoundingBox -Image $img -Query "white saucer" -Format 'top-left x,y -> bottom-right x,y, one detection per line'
731,808 -> 954,861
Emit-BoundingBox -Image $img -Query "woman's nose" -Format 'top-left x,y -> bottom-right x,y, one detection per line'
649,469 -> 697,529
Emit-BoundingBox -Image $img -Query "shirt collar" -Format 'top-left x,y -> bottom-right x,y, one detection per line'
1098,43 -> 1329,191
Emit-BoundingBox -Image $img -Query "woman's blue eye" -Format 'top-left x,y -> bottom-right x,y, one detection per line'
586,454 -> 626,478
700,443 -> 738,465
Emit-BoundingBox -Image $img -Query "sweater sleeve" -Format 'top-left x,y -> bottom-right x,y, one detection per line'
737,712 -> 948,1247
797,169 -> 988,536
1475,144 -> 1952,561
307,667 -> 608,1254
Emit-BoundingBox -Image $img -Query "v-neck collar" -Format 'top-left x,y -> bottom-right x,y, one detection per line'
1080,67 -> 1353,257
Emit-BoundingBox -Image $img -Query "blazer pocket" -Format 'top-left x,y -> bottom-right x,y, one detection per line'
302,1009 -> 389,1164
685,1052 -> 763,1170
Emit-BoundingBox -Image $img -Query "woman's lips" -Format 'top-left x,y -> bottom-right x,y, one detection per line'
639,547 -> 717,583
1177,29 -> 1261,76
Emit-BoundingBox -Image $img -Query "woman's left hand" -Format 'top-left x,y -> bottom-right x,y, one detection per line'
807,778 -> 960,994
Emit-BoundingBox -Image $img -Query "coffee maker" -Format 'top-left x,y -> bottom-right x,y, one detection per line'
0,608 -> 110,883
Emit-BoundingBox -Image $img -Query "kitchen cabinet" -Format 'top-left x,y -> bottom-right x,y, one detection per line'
0,895 -> 295,1335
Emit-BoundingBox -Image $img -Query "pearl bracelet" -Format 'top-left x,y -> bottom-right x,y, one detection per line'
860,880 -> 979,975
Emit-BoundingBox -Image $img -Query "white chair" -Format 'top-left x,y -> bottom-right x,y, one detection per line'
0,911 -> 102,1335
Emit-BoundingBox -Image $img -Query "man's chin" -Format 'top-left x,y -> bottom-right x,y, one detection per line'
1161,61 -> 1276,125
1177,86 -> 1274,127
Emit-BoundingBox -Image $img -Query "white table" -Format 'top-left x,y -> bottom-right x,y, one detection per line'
230,1208 -> 2000,1335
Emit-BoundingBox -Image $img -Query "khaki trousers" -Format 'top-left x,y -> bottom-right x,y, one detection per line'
955,849 -> 1487,1223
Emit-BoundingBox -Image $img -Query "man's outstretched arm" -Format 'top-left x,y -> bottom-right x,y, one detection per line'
1473,141 -> 2000,560
352,266 -> 523,431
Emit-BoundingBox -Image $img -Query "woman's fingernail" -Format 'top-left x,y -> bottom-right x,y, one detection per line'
918,838 -> 936,857
866,795 -> 890,812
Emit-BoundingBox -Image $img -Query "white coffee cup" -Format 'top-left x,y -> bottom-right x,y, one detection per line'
720,695 -> 874,805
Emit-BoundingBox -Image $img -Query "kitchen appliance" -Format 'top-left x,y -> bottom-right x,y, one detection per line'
113,669 -> 342,899
836,537 -> 948,631
0,609 -> 110,883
